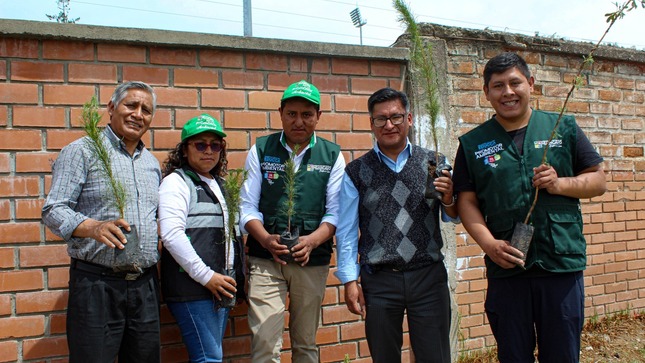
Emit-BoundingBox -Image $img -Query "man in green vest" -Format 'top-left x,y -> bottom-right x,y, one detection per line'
453,52 -> 606,362
239,80 -> 345,362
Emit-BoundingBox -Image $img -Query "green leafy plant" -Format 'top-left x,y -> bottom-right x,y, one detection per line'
393,0 -> 441,167
82,96 -> 126,219
394,0 -> 453,201
282,144 -> 301,233
523,0 -> 644,224
277,144 -> 302,262
223,168 -> 248,261
586,309 -> 602,330
217,168 -> 248,307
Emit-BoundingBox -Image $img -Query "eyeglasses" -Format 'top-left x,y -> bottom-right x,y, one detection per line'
371,113 -> 406,128
190,142 -> 222,152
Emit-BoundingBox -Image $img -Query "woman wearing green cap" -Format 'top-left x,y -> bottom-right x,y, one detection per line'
158,114 -> 244,362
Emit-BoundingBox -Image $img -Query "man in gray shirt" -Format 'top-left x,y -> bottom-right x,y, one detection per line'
42,81 -> 162,363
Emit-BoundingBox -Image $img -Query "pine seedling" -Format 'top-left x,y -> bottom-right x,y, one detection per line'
282,144 -> 301,233
82,96 -> 127,219
223,168 -> 248,262
523,0 -> 643,224
394,0 -> 442,168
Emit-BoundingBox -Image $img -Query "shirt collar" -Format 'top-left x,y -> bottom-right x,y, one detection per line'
279,131 -> 317,152
105,124 -> 145,154
374,140 -> 412,163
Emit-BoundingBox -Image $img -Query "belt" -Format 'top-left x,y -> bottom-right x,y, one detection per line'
365,263 -> 431,274
365,264 -> 401,273
71,259 -> 152,281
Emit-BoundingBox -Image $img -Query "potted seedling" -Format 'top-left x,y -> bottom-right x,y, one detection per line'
509,0 -> 642,262
279,144 -> 301,262
81,96 -> 140,272
394,0 -> 452,201
220,168 -> 248,308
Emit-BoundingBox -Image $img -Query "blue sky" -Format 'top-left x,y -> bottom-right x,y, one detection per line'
2,0 -> 644,49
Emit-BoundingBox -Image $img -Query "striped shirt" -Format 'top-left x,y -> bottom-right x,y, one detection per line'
42,126 -> 161,268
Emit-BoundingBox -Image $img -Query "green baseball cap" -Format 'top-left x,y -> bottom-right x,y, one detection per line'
181,113 -> 227,141
281,80 -> 320,105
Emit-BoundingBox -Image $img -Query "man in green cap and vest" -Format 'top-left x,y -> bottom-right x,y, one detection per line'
240,80 -> 345,362
453,52 -> 606,362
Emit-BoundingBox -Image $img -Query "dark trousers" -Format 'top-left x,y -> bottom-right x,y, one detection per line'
67,259 -> 161,363
361,262 -> 451,363
485,271 -> 584,363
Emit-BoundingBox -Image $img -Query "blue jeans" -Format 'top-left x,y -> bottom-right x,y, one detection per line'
167,299 -> 230,363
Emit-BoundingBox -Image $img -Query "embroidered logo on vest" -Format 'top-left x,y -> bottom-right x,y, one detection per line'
475,140 -> 504,168
261,155 -> 285,185
533,139 -> 563,148
306,164 -> 332,173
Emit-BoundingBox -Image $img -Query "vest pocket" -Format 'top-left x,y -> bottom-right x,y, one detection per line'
548,211 -> 585,255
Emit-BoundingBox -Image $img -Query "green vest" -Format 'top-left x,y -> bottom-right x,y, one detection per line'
459,110 -> 586,278
246,132 -> 341,266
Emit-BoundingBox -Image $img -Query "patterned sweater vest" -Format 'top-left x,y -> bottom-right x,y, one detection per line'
345,146 -> 445,271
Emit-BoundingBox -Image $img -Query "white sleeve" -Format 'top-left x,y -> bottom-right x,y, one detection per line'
239,144 -> 264,233
158,173 -> 214,286
320,152 -> 346,227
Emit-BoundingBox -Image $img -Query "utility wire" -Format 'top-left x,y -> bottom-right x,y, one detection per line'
74,0 -> 242,24
319,0 -> 645,48
50,0 -> 645,48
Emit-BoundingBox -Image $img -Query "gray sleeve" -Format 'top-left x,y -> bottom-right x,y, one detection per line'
41,142 -> 90,240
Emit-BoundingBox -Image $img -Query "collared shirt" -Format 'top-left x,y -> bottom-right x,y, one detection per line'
239,131 -> 346,233
334,141 -> 457,284
42,126 -> 161,268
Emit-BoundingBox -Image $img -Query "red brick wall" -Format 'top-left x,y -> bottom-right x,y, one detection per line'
424,26 -> 645,353
2,19 -> 644,362
0,25 -> 405,362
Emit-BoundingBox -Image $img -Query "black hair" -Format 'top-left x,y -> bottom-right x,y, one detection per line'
483,52 -> 531,87
367,87 -> 410,115
280,97 -> 320,112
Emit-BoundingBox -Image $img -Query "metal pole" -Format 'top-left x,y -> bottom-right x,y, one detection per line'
349,7 -> 366,46
243,0 -> 252,37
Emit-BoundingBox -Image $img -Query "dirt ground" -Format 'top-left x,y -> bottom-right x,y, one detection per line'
580,310 -> 645,363
458,310 -> 645,363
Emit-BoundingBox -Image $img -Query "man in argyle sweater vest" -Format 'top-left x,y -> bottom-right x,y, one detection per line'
335,87 -> 458,363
